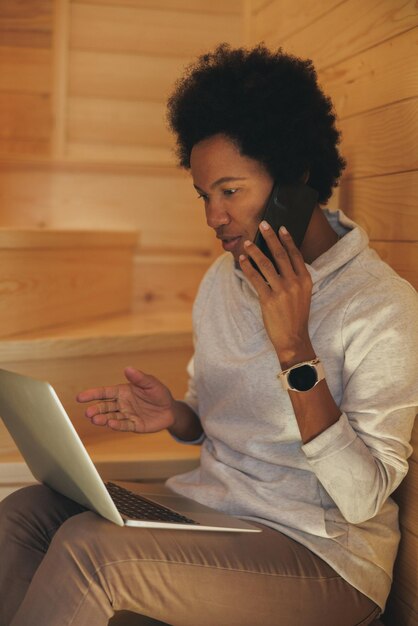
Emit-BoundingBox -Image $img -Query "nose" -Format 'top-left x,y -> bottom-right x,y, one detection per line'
205,198 -> 230,229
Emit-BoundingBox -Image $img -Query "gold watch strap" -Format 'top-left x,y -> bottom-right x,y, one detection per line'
277,358 -> 325,392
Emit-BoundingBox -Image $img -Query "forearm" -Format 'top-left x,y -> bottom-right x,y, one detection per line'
168,400 -> 203,442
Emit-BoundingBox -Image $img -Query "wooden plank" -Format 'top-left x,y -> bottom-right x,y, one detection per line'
51,0 -> 70,158
0,46 -> 51,93
253,0 -> 341,47
0,0 -> 53,49
133,253 -> 211,312
251,0 -> 274,15
319,28 -> 418,120
67,97 -> 171,146
0,154 -> 183,176
0,243 -> 135,337
0,229 -> 138,249
74,0 -> 242,14
70,3 -> 241,57
68,50 -> 189,101
260,0 -> 418,71
340,99 -> 418,179
0,167 -> 212,252
369,242 -> 418,290
66,141 -> 176,166
339,170 -> 418,241
0,138 -> 50,157
0,311 -> 193,360
0,93 -> 51,140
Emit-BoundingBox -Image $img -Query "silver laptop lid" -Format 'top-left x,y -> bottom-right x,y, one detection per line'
0,369 -> 124,526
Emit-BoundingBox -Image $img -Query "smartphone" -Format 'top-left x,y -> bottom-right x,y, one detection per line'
250,182 -> 318,275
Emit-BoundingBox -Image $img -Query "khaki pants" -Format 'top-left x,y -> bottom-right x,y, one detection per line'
0,484 -> 380,626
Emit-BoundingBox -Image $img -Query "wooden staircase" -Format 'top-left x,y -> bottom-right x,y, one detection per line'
0,229 -> 200,499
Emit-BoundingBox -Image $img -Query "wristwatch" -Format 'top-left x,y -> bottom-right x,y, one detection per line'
278,358 -> 325,393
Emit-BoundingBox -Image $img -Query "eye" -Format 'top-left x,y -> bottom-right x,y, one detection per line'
223,188 -> 238,196
196,193 -> 208,201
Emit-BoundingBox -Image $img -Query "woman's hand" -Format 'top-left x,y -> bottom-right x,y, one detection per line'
239,221 -> 315,368
77,367 -> 175,433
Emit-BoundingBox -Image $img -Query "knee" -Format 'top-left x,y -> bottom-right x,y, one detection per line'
49,511 -> 110,563
0,484 -> 86,543
0,484 -> 51,523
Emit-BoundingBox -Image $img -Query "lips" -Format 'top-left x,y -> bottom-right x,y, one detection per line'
218,235 -> 242,252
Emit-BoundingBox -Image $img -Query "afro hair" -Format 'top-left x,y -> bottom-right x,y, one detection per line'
167,43 -> 346,204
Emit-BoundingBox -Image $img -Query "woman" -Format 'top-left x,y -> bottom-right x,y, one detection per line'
1,44 -> 417,626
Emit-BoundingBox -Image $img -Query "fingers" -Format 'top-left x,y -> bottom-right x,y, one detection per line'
76,385 -> 118,404
241,222 -> 307,285
108,418 -> 136,432
276,225 -> 307,275
257,221 -> 304,277
238,252 -> 272,298
85,400 -> 119,419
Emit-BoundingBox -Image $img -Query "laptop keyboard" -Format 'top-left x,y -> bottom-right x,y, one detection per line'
105,481 -> 198,525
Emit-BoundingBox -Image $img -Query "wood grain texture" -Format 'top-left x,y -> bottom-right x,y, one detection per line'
0,93 -> 51,141
0,166 -> 211,252
0,230 -> 137,337
70,2 -> 241,57
340,99 -> 418,179
67,97 -> 171,146
74,0 -> 242,14
369,242 -> 418,290
66,142 -> 176,166
51,0 -> 70,158
257,0 -> 418,70
319,28 -> 418,120
340,171 -> 418,241
0,138 -> 50,157
68,50 -> 189,101
0,46 -> 52,93
253,0 -> 341,47
0,311 -> 193,360
0,0 -> 53,48
250,0 -> 274,14
133,253 -> 211,312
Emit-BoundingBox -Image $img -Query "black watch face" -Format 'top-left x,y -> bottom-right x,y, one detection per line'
288,364 -> 318,391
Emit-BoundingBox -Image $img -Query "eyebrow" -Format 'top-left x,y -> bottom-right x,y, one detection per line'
193,176 -> 248,192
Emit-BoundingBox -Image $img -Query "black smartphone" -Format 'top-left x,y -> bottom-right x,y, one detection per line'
250,182 -> 318,275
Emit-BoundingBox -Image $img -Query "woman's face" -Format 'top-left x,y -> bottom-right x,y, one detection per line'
190,134 -> 274,264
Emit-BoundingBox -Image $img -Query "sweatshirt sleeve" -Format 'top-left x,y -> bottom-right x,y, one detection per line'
169,256 -> 229,446
302,278 -> 418,524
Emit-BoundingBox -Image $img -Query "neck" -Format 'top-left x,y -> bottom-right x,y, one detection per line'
300,206 -> 339,265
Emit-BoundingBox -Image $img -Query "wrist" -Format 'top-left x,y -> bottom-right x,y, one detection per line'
275,340 -> 316,370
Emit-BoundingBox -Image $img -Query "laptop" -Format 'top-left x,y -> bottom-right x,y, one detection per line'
0,368 -> 260,533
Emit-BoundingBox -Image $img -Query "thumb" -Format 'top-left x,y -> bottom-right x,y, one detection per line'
124,366 -> 151,387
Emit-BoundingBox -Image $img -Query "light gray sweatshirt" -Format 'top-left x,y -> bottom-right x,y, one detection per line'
167,209 -> 418,610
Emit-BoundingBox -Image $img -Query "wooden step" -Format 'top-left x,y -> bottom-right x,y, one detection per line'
0,311 -> 199,486
0,229 -> 138,337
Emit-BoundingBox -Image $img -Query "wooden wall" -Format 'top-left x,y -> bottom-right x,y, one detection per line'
245,3 -> 418,625
0,0 -> 243,311
245,0 -> 418,291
